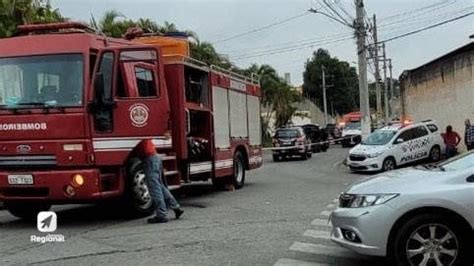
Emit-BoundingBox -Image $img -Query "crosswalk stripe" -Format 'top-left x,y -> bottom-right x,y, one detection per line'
274,258 -> 329,266
303,229 -> 330,240
289,242 -> 359,259
320,210 -> 331,217
311,219 -> 331,227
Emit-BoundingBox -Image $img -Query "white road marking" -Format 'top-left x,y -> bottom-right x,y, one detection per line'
326,203 -> 336,209
332,198 -> 339,203
289,242 -> 359,259
311,219 -> 332,227
303,229 -> 331,240
320,210 -> 331,217
274,258 -> 329,266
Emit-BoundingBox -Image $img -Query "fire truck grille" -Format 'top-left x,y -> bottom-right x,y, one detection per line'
0,155 -> 57,168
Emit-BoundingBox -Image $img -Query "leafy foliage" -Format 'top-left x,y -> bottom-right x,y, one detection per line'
0,0 -> 65,38
303,49 -> 359,116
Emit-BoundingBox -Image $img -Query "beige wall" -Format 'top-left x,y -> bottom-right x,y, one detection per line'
401,48 -> 474,150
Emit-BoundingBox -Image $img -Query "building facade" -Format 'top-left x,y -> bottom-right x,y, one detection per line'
400,42 -> 474,150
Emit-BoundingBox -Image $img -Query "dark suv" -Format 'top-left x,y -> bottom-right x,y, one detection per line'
272,127 -> 312,162
301,124 -> 329,153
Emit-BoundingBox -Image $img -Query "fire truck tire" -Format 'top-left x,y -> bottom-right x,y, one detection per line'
232,151 -> 246,189
4,201 -> 51,220
125,159 -> 154,217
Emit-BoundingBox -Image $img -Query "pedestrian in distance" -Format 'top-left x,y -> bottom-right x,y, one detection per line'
137,139 -> 184,224
442,125 -> 461,159
464,119 -> 474,151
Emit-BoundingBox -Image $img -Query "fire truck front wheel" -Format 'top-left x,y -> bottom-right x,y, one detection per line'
126,159 -> 154,216
232,151 -> 246,189
4,201 -> 51,220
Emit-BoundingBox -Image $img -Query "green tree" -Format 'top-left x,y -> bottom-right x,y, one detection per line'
0,0 -> 65,38
303,49 -> 359,116
245,64 -> 301,143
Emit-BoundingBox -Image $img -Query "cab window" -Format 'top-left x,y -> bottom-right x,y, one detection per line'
135,67 -> 156,97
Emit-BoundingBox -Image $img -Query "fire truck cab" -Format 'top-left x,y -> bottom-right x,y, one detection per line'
0,23 -> 262,219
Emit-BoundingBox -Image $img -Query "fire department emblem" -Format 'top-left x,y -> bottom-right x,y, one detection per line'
129,104 -> 149,128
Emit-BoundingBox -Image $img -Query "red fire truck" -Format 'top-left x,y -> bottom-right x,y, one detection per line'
0,23 -> 263,219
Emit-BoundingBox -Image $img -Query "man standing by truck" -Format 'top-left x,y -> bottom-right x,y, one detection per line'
138,139 -> 184,224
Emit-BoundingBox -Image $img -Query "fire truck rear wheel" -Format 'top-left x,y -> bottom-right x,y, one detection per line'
4,201 -> 51,220
126,159 -> 154,217
232,151 -> 246,189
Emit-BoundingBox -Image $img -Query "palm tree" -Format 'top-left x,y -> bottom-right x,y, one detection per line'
136,18 -> 159,33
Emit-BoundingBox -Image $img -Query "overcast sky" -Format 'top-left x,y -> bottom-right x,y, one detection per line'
52,0 -> 473,85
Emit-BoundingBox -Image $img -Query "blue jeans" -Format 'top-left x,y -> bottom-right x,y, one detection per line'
143,154 -> 180,219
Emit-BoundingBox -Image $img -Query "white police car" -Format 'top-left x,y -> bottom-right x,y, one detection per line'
347,120 -> 445,172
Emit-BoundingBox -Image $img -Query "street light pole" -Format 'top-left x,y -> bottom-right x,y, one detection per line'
355,0 -> 371,138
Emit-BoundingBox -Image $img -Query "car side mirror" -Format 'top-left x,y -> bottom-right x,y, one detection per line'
395,138 -> 404,144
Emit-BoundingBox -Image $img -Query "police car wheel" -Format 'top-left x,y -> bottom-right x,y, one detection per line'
382,157 -> 396,172
5,201 -> 51,220
429,146 -> 441,162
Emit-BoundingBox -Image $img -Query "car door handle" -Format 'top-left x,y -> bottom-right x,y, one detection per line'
466,175 -> 474,183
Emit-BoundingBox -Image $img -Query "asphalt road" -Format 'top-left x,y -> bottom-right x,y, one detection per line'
0,147 -> 388,265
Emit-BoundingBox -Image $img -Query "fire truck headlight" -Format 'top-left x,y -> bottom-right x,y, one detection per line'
63,144 -> 83,151
71,174 -> 84,187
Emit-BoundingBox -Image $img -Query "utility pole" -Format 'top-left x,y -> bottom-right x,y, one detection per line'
389,59 -> 394,98
372,14 -> 382,128
355,0 -> 371,138
382,43 -> 389,124
322,65 -> 328,125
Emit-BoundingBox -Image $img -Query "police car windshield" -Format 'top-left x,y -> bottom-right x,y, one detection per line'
275,129 -> 299,139
0,54 -> 83,109
362,130 -> 397,145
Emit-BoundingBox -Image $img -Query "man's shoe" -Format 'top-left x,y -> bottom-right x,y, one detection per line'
174,208 -> 184,219
147,216 -> 168,224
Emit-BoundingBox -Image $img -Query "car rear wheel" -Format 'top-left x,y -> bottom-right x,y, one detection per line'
429,146 -> 441,162
382,157 -> 396,172
390,213 -> 470,266
272,155 -> 281,162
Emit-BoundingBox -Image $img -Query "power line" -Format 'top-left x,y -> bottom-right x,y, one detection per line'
233,36 -> 353,60
379,3 -> 470,29
212,12 -> 310,44
225,30 -> 352,54
381,11 -> 474,43
381,0 -> 456,21
321,0 -> 352,25
232,32 -> 353,58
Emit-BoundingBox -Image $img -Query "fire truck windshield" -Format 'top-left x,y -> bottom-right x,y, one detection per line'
0,54 -> 83,109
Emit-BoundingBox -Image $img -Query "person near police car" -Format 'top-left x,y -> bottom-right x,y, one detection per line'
137,138 -> 184,224
464,119 -> 474,151
442,125 -> 461,158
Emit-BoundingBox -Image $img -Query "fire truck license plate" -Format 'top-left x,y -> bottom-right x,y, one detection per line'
8,175 -> 34,185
